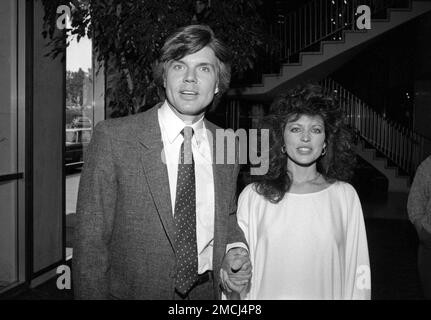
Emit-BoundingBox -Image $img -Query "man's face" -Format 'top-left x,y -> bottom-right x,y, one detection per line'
164,46 -> 219,123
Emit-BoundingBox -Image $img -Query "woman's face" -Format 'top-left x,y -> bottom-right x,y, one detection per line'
283,114 -> 326,167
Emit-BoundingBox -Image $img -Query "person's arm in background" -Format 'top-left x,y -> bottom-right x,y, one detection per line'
72,122 -> 117,299
407,159 -> 430,236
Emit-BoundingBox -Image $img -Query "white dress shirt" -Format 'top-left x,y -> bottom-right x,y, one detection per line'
158,101 -> 215,274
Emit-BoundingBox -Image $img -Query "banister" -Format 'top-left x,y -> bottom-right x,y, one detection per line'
321,77 -> 431,177
240,0 -> 409,85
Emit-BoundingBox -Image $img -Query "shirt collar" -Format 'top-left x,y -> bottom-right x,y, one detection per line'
159,100 -> 206,144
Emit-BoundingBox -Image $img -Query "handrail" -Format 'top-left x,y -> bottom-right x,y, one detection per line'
232,0 -> 409,86
321,78 -> 431,177
270,0 -> 408,64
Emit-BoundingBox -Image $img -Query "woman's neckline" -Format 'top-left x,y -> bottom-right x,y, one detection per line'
285,181 -> 338,196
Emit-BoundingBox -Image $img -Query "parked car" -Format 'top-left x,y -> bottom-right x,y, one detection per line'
65,127 -> 92,168
71,116 -> 92,128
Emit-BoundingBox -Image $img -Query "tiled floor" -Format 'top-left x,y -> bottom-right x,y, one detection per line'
366,218 -> 423,299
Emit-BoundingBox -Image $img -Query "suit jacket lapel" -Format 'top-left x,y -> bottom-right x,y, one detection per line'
137,104 -> 176,251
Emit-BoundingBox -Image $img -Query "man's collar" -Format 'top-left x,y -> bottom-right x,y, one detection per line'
159,100 -> 205,144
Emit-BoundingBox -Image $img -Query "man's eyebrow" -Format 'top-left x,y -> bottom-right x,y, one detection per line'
173,58 -> 215,66
196,62 -> 215,67
170,60 -> 185,64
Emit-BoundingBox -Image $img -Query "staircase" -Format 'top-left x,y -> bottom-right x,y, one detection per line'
321,78 -> 431,192
229,0 -> 431,100
225,0 -> 431,191
354,140 -> 410,192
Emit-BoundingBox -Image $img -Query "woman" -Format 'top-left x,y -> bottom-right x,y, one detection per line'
230,84 -> 371,299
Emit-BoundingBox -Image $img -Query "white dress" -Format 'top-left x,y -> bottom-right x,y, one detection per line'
237,181 -> 371,300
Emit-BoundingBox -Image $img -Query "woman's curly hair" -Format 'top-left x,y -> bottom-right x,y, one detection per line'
254,83 -> 356,203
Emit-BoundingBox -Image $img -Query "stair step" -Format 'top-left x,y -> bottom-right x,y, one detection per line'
355,140 -> 411,189
230,1 -> 431,96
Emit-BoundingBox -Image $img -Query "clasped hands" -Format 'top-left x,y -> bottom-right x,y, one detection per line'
220,247 -> 252,298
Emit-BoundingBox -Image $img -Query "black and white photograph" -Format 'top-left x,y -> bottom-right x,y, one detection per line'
1,0 -> 431,306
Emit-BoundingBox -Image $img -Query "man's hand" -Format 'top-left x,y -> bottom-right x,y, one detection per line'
220,247 -> 252,295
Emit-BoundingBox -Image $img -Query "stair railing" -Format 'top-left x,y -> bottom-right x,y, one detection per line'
234,0 -> 409,87
321,78 -> 431,177
268,0 -> 407,65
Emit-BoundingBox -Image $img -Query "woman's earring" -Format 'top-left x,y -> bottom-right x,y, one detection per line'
321,145 -> 327,156
281,145 -> 286,154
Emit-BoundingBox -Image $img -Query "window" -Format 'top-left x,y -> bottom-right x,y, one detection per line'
0,0 -> 25,292
65,17 -> 104,258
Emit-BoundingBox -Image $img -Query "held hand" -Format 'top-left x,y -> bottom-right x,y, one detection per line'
220,247 -> 252,294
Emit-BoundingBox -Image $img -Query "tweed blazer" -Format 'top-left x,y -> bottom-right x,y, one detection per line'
72,104 -> 246,299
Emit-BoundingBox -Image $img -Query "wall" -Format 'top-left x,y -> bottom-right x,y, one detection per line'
413,13 -> 431,141
31,0 -> 64,274
0,0 -> 19,287
414,80 -> 431,141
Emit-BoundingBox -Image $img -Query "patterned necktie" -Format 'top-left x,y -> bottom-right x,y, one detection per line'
174,126 -> 198,296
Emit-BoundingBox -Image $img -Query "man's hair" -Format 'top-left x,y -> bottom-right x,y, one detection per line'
153,24 -> 231,111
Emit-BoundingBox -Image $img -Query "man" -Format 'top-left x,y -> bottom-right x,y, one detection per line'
73,24 -> 251,300
408,155 -> 431,299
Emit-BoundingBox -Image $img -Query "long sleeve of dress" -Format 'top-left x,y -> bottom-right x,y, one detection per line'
236,185 -> 254,300
343,185 -> 371,300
